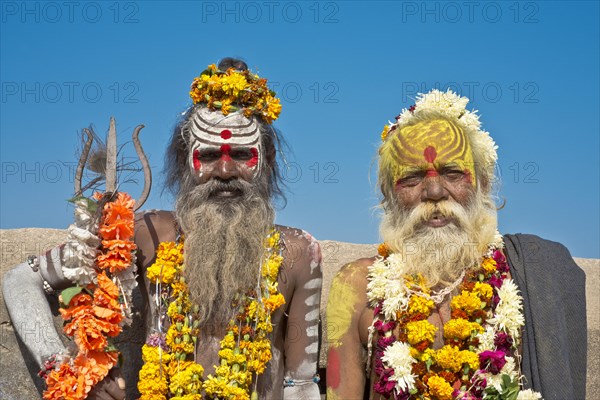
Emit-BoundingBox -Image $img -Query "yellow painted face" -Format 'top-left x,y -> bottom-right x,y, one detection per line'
380,118 -> 476,186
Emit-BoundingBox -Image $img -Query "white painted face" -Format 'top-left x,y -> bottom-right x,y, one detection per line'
187,108 -> 262,180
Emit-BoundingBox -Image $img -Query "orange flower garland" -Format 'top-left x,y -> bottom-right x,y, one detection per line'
43,192 -> 136,400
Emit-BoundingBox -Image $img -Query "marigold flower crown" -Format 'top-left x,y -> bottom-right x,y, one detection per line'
380,89 -> 499,183
189,63 -> 282,124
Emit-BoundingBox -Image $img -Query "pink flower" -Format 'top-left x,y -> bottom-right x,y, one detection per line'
494,332 -> 514,352
479,350 -> 507,374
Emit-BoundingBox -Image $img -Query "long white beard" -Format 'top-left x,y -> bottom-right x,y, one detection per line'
380,190 -> 498,287
175,176 -> 274,331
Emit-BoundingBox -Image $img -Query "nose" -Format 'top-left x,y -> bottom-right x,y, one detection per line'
214,156 -> 238,180
421,176 -> 448,202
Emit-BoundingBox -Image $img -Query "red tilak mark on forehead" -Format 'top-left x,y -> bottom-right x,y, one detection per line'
220,144 -> 232,161
246,147 -> 259,168
424,146 -> 437,163
192,149 -> 202,171
220,129 -> 232,140
426,168 -> 439,177
327,347 -> 341,388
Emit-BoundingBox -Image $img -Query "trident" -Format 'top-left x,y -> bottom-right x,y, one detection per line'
73,117 -> 152,210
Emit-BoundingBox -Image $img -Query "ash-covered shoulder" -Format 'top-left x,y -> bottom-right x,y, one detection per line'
276,225 -> 322,275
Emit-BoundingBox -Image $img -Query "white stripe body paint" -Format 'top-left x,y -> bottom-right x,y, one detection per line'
304,293 -> 319,307
304,341 -> 318,354
303,278 -> 322,290
304,309 -> 319,322
187,108 -> 262,175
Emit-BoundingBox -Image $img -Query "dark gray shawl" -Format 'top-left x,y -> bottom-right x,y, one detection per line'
504,234 -> 587,400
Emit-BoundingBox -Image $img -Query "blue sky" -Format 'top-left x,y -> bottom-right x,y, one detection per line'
1,1 -> 598,258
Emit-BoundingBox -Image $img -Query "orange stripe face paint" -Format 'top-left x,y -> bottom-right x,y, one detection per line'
381,118 -> 476,186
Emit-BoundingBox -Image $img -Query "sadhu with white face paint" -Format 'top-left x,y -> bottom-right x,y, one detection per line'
2,58 -> 323,399
326,90 -> 587,400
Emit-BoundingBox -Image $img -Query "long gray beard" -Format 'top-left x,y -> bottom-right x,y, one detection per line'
380,189 -> 498,288
175,175 -> 274,332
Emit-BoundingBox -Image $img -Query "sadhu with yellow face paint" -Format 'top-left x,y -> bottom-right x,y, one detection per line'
326,89 -> 587,400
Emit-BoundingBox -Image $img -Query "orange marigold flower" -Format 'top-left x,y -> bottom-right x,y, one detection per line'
97,248 -> 133,273
43,363 -> 86,400
438,371 -> 457,384
99,219 -> 134,241
378,243 -> 390,258
75,351 -> 119,385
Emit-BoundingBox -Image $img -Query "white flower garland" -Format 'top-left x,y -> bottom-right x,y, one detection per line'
368,237 -> 543,399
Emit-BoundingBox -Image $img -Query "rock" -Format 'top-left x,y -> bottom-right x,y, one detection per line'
1,229 -> 598,399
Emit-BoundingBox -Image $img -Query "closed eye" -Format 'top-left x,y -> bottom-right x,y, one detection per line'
441,168 -> 465,181
229,148 -> 253,161
196,150 -> 221,162
397,172 -> 425,187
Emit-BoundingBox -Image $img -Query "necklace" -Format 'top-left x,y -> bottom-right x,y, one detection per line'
138,228 -> 284,399
367,237 -> 541,399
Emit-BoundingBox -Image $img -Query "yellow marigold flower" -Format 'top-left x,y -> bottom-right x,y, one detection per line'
218,348 -> 234,360
451,290 -> 482,314
482,257 -> 497,273
167,301 -> 182,319
263,254 -> 283,280
443,318 -> 483,340
171,280 -> 188,297
221,73 -> 248,97
266,231 -> 280,248
421,348 -> 436,362
405,274 -> 430,293
247,300 -> 258,318
265,95 -> 282,122
473,282 -> 493,301
410,347 -> 420,359
427,375 -> 454,400
381,125 -> 391,141
406,319 -> 437,345
166,325 -> 194,354
435,345 -> 463,372
167,360 -> 193,378
220,332 -> 236,349
221,98 -> 233,115
214,365 -> 231,377
408,295 -> 435,315
458,350 -> 480,370
141,344 -> 171,364
147,261 -> 178,284
203,376 -> 230,395
264,293 -> 285,312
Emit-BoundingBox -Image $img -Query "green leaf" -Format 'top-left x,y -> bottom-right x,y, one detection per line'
60,286 -> 85,306
105,342 -> 119,353
67,196 -> 98,213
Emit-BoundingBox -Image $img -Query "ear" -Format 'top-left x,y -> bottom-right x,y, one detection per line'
478,173 -> 491,194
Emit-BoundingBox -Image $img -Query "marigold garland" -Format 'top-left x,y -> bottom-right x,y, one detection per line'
44,192 -> 137,400
139,229 -> 284,399
189,64 -> 282,124
367,239 -> 543,399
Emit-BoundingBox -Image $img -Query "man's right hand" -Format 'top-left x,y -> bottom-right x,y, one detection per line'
86,368 -> 126,400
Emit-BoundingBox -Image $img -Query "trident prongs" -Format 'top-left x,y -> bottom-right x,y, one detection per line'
73,118 -> 152,210
106,117 -> 117,193
132,124 -> 152,211
74,128 -> 94,197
